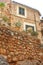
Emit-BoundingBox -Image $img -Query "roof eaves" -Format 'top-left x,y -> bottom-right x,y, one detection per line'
12,1 -> 41,16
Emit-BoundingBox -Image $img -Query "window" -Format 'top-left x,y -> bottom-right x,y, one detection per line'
17,6 -> 27,18
19,7 -> 25,16
24,22 -> 36,31
26,25 -> 34,31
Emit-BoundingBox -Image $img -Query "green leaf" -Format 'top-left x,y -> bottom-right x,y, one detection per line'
0,2 -> 5,8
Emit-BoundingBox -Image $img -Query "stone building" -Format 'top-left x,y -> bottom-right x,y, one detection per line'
0,1 -> 43,65
0,0 -> 42,40
10,1 -> 41,40
40,17 -> 43,44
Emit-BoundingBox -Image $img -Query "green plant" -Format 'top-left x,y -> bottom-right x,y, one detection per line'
0,2 -> 5,8
2,16 -> 11,26
2,16 -> 9,22
27,28 -> 33,33
22,30 -> 27,33
31,31 -> 38,36
0,2 -> 5,17
15,21 -> 22,28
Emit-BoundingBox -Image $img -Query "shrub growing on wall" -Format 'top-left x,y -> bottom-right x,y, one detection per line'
2,16 -> 9,22
2,16 -> 11,26
0,2 -> 5,17
14,21 -> 22,31
15,21 -> 22,28
31,31 -> 38,36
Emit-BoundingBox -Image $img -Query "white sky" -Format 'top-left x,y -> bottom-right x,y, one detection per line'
12,0 -> 43,17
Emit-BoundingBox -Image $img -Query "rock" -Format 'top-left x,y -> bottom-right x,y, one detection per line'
13,57 -> 18,61
0,48 -> 7,55
0,55 -> 9,65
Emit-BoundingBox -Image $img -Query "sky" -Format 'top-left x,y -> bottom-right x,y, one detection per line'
12,0 -> 43,17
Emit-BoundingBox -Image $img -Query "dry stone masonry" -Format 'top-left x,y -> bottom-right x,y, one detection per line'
0,26 -> 43,65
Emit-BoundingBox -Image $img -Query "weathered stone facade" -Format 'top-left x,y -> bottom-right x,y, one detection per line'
40,18 -> 43,44
0,1 -> 41,40
6,1 -> 41,40
0,1 -> 43,65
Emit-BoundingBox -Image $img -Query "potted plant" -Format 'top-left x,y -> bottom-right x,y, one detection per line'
15,21 -> 22,31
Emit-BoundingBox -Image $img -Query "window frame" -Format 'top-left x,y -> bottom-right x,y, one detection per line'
23,22 -> 36,31
17,5 -> 27,18
26,25 -> 34,31
19,7 -> 25,16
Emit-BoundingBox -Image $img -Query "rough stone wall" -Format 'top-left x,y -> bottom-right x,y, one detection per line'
9,60 -> 43,65
16,60 -> 43,65
0,26 -> 43,63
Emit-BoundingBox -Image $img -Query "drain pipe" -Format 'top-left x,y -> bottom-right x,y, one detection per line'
34,12 -> 37,31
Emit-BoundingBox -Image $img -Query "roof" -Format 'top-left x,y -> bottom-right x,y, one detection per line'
12,1 -> 41,16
